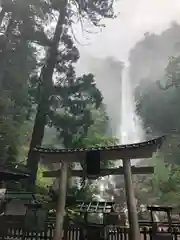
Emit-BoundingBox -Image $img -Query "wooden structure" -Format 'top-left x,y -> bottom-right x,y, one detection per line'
0,191 -> 37,215
0,191 -> 50,215
0,167 -> 30,236
75,201 -> 113,213
69,201 -> 117,240
44,166 -> 154,178
71,200 -> 127,227
0,165 -> 30,181
0,192 -> 49,238
73,201 -> 114,223
35,136 -> 165,240
147,206 -> 173,240
0,166 -> 30,215
1,215 -> 180,240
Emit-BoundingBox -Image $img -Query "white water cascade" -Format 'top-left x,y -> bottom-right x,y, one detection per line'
98,63 -> 144,200
119,64 -> 144,147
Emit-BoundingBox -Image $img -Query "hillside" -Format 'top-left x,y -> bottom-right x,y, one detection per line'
129,22 -> 180,88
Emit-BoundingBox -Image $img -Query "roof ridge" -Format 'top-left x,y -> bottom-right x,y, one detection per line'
33,136 -> 165,153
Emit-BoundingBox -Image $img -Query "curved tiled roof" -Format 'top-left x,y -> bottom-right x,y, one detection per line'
0,166 -> 30,181
35,136 -> 166,162
34,136 -> 165,154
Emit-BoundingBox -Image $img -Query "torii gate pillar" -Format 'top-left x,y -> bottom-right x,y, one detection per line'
123,158 -> 140,240
53,162 -> 68,240
36,136 -> 165,240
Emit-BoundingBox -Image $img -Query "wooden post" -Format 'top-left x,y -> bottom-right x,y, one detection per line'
53,161 -> 68,240
43,166 -> 154,178
122,158 -> 140,240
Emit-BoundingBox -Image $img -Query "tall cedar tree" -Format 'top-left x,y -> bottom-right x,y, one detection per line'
30,28 -> 102,149
0,0 -> 50,164
27,0 -> 115,187
30,29 -> 102,193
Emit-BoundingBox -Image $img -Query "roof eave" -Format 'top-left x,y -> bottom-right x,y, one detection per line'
40,141 -> 160,163
36,136 -> 165,163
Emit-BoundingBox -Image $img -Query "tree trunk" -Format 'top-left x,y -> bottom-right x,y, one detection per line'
0,16 -> 14,90
0,8 -> 5,28
54,162 -> 68,240
27,0 -> 68,189
123,158 -> 140,240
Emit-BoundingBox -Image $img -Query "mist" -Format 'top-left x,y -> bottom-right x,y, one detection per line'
75,0 -> 180,140
77,0 -> 180,61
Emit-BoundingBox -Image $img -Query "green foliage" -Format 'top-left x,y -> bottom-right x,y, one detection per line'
52,0 -> 115,26
87,105 -> 109,137
36,164 -> 53,194
146,158 -> 180,207
160,135 -> 180,165
134,23 -> 180,169
0,0 -> 116,194
83,135 -> 118,148
67,184 -> 95,202
136,79 -> 180,135
50,105 -> 118,202
129,22 -> 180,87
130,22 -> 180,206
0,0 -> 49,165
131,25 -> 180,145
163,56 -> 180,89
49,70 -> 103,148
26,0 -> 116,187
134,24 -> 180,136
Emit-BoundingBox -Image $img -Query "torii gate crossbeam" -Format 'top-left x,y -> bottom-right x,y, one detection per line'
34,136 -> 165,240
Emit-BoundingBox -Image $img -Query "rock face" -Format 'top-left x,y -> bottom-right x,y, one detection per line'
77,56 -> 124,136
129,22 -> 180,88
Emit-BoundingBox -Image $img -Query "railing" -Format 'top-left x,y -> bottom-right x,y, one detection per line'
2,227 -> 180,240
2,226 -> 180,240
1,216 -> 180,240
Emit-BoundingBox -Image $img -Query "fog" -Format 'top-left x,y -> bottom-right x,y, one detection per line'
77,0 -> 180,61
75,0 -> 180,140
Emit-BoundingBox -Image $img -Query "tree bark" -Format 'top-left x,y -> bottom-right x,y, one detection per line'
0,8 -> 5,28
26,0 -> 68,188
53,162 -> 68,240
122,158 -> 140,240
0,16 -> 14,93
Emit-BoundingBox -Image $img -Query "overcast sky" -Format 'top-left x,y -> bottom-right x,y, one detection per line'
76,0 -> 180,64
75,0 -> 180,140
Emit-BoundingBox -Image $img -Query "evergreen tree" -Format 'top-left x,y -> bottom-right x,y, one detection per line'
0,0 -> 49,164
27,0 -> 115,187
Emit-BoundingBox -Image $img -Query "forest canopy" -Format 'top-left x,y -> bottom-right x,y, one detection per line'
0,0 -> 118,198
2,0 -> 180,209
129,22 -> 180,206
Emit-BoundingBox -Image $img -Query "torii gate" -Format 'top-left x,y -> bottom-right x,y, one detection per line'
34,136 -> 164,240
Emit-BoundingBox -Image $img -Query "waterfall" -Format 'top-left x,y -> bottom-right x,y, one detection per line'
97,63 -> 144,200
119,64 -> 144,146
117,64 -> 144,213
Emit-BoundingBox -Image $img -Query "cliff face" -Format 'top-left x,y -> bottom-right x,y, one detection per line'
128,22 -> 180,88
76,57 -> 124,136
90,57 -> 124,136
